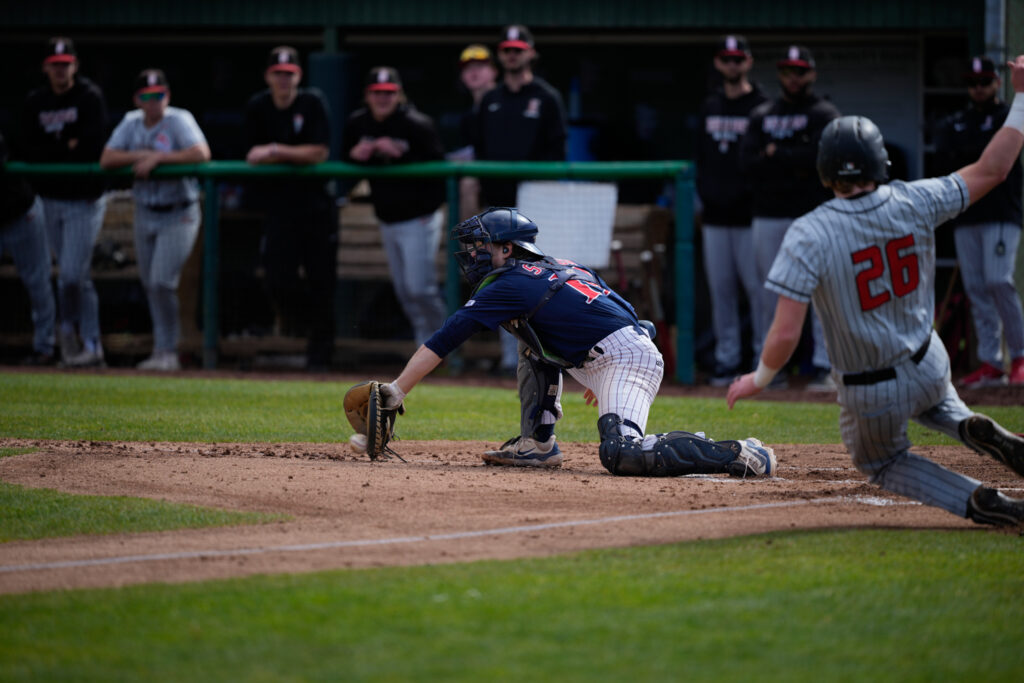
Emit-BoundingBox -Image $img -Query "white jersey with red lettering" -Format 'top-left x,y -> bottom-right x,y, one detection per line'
765,173 -> 985,517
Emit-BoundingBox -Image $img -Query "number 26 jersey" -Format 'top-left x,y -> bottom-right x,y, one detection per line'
765,175 -> 968,373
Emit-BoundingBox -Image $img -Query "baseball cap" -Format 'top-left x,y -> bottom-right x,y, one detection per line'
365,66 -> 402,92
965,56 -> 998,82
267,46 -> 301,73
717,35 -> 750,58
133,69 -> 169,95
44,37 -> 76,64
460,44 -> 493,67
499,25 -> 534,50
778,45 -> 815,70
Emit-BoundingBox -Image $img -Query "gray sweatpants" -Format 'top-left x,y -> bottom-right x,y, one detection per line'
954,222 -> 1024,366
1,197 -> 56,355
702,223 -> 761,369
134,203 -> 200,353
838,330 -> 979,517
753,216 -> 830,370
379,209 -> 448,346
42,196 -> 107,344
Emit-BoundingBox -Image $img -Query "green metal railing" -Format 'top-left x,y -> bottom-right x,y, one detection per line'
6,160 -> 696,382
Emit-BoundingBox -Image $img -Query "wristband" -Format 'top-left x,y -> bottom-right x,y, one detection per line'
752,359 -> 779,389
1003,94 -> 1024,134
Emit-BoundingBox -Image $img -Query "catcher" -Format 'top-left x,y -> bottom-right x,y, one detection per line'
350,207 -> 775,477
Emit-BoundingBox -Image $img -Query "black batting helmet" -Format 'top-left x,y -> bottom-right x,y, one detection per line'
817,116 -> 890,186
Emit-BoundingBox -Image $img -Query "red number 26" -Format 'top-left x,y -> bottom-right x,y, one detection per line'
851,235 -> 919,312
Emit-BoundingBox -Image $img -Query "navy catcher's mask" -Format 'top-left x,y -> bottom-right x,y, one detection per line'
452,207 -> 543,285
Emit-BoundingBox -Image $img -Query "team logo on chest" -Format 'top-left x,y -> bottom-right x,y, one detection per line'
153,131 -> 172,152
523,98 -> 541,119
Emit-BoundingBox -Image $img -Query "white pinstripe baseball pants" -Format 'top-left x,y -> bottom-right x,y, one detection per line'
41,196 -> 107,344
838,330 -> 980,517
134,203 -> 200,353
568,326 -> 665,438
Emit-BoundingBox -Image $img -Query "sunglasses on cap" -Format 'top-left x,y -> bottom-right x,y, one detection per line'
137,90 -> 167,102
967,78 -> 995,88
718,55 -> 746,64
779,66 -> 810,77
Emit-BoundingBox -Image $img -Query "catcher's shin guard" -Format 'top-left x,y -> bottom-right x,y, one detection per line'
518,351 -> 563,440
598,413 -> 650,475
597,413 -> 743,477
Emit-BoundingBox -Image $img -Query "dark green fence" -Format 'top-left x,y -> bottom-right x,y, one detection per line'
6,160 -> 697,382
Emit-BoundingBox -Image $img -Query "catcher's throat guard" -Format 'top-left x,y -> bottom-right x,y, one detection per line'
343,381 -> 406,461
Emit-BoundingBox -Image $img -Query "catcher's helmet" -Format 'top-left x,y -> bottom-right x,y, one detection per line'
816,115 -> 890,186
452,207 -> 543,285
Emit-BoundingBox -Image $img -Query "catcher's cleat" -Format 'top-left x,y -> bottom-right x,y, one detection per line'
482,436 -> 563,469
728,438 -> 776,478
966,486 -> 1024,527
960,414 -> 1024,478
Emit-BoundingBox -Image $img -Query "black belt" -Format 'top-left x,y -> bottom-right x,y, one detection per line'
842,336 -> 931,386
144,201 -> 193,213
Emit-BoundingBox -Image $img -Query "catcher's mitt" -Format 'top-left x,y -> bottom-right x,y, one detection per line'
343,381 -> 405,461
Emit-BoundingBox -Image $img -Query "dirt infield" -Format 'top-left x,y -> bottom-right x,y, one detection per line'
2,430 -> 1022,595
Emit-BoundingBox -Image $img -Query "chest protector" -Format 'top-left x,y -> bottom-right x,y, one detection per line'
473,256 -> 638,369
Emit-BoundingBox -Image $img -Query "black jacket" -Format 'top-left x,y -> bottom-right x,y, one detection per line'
21,76 -> 108,200
342,104 -> 445,224
696,83 -> 768,226
739,91 -> 840,218
244,88 -> 333,212
472,77 -> 567,206
934,100 -> 1022,227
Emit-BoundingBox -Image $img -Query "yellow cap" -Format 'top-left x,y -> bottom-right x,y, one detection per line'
459,44 -> 492,65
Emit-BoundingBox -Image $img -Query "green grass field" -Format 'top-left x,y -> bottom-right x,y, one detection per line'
1,371 -> 1022,680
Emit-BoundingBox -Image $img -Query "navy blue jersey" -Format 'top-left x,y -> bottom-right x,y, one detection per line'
425,257 -> 638,365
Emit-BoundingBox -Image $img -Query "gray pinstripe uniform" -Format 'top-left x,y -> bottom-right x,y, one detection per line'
105,107 -> 205,353
766,174 -> 985,517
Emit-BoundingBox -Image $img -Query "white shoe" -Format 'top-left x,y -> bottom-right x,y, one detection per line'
137,352 -> 181,371
482,436 -> 563,468
63,347 -> 105,368
729,438 -> 777,477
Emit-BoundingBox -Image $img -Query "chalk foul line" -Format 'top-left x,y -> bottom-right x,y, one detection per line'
0,496 -> 913,574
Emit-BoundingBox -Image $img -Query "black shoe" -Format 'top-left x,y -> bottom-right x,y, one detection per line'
960,414 -> 1024,478
20,351 -> 57,366
967,486 -> 1024,527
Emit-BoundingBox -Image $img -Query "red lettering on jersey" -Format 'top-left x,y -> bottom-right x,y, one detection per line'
851,235 -> 919,311
566,279 -> 609,304
548,273 -> 558,281
555,258 -> 578,266
520,263 -> 543,275
887,234 -> 919,297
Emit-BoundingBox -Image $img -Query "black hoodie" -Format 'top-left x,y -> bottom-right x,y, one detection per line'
696,82 -> 767,226
739,91 -> 840,218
